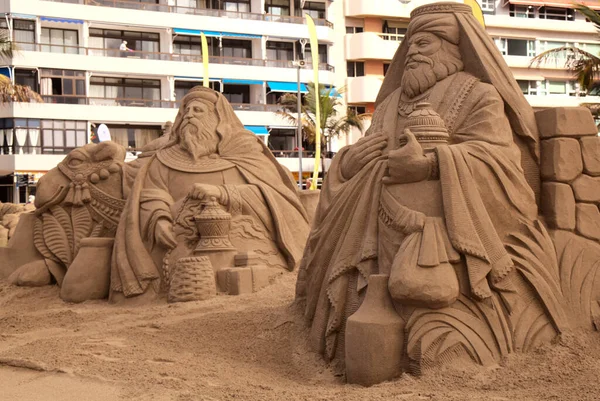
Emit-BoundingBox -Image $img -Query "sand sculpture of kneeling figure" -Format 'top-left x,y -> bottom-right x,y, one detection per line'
111,86 -> 310,303
296,2 -> 600,386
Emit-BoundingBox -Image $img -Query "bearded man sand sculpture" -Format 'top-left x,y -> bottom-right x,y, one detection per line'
112,86 -> 310,302
296,2 -> 600,386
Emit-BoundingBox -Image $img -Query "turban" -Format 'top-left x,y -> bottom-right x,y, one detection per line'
180,86 -> 219,106
407,14 -> 460,45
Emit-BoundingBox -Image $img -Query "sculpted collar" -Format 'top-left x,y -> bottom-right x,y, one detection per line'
156,145 -> 235,173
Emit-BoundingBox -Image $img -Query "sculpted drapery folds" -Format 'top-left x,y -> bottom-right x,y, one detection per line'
111,86 -> 310,300
295,3 -> 564,373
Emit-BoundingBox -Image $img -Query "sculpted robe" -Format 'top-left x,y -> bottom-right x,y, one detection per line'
296,71 -> 540,366
112,128 -> 310,298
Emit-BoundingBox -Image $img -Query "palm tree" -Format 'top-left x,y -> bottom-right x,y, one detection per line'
530,4 -> 600,96
276,83 -> 367,180
0,31 -> 42,103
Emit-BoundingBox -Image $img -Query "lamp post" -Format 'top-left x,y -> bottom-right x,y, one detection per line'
292,58 -> 305,189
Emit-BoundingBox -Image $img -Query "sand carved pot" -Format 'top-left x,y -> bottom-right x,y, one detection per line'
384,103 -> 460,309
194,197 -> 236,253
345,274 -> 404,386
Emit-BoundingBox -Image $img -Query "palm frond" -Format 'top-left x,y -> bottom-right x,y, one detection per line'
575,4 -> 600,30
0,30 -> 13,60
530,46 -> 600,90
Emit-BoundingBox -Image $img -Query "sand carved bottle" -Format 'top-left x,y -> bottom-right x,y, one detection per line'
345,274 -> 404,386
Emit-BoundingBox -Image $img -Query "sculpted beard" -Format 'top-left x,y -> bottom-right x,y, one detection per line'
180,113 -> 219,160
401,41 -> 464,99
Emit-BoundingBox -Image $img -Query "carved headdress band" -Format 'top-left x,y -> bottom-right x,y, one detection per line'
180,86 -> 219,106
410,2 -> 472,18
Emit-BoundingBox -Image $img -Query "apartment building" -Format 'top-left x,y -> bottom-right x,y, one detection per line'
343,0 -> 600,127
0,0 -> 339,202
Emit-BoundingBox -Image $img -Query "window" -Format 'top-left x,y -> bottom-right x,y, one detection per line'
496,38 -> 535,56
268,128 -> 296,152
265,0 -> 290,16
478,0 -> 494,13
39,69 -> 86,104
104,124 -> 162,150
41,120 -> 87,154
266,41 -> 294,61
89,28 -> 160,59
539,7 -> 574,21
222,84 -> 249,104
509,4 -> 534,18
12,118 -> 40,154
303,43 -> 327,64
41,28 -> 79,54
173,35 -> 218,60
174,80 -> 220,104
517,80 -> 538,95
303,2 -> 326,19
222,0 -> 250,12
14,69 -> 38,93
383,63 -> 390,76
348,106 -> 366,115
548,80 -> 567,94
222,39 -> 252,58
13,20 -> 35,51
347,61 -> 365,77
382,21 -> 407,40
581,42 -> 600,57
346,26 -> 364,34
89,77 -> 161,106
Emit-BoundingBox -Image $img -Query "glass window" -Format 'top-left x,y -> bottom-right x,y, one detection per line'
509,4 -> 534,18
221,39 -> 252,59
89,28 -> 161,59
345,26 -> 364,34
90,77 -> 161,102
266,41 -> 294,61
346,61 -> 365,77
223,84 -> 249,104
548,80 -> 567,94
303,1 -> 325,19
13,19 -> 35,51
478,0 -> 494,13
41,119 -> 88,154
506,39 -> 534,56
265,0 -> 290,16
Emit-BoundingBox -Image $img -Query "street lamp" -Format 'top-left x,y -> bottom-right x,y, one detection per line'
292,58 -> 306,189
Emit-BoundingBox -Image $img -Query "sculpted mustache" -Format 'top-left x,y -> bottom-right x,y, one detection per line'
406,54 -> 434,67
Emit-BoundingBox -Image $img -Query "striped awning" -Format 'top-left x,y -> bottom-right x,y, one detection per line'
245,126 -> 269,135
40,16 -> 84,24
173,28 -> 261,39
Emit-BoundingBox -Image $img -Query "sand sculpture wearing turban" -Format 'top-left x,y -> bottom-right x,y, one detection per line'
111,87 -> 310,301
295,2 -> 561,373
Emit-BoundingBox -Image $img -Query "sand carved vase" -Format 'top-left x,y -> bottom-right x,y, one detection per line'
60,237 -> 113,303
385,103 -> 460,309
345,274 -> 404,386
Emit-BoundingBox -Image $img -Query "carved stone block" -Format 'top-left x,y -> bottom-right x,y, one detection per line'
536,107 -> 598,138
572,175 -> 600,203
581,136 -> 600,176
576,203 -> 600,241
217,267 -> 253,295
541,182 -> 576,230
234,251 -> 260,267
540,138 -> 583,182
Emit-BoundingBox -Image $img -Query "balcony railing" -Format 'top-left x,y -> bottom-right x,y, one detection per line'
377,33 -> 405,42
14,42 -> 335,71
42,95 -> 286,111
1,145 -> 80,155
42,0 -> 334,28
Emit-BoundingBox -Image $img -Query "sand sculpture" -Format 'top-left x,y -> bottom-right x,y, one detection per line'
4,87 -> 311,304
296,2 -> 600,386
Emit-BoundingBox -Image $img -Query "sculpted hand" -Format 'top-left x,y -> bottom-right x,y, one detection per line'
383,128 -> 430,185
340,134 -> 388,180
155,218 -> 177,249
189,183 -> 221,203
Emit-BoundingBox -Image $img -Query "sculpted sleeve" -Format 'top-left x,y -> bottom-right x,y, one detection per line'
140,159 -> 174,248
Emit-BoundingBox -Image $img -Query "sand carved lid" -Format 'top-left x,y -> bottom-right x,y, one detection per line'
403,103 -> 449,147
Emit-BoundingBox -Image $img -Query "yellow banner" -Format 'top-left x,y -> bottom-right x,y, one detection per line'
201,33 -> 210,87
464,0 -> 485,27
306,15 -> 320,191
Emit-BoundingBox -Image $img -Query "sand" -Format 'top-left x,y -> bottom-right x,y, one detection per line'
1,273 -> 600,401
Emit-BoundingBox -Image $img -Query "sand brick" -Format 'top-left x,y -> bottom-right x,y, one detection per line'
581,136 -> 600,176
540,138 -> 583,182
572,175 -> 600,203
536,107 -> 598,138
541,182 -> 576,230
576,203 -> 600,241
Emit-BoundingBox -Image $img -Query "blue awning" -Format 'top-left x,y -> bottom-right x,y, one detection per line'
223,78 -> 263,85
11,13 -> 36,20
267,81 -> 308,93
173,28 -> 260,39
245,126 -> 269,135
40,16 -> 84,24
0,67 -> 11,79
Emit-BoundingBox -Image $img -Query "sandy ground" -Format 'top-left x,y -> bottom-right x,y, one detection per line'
1,272 -> 600,401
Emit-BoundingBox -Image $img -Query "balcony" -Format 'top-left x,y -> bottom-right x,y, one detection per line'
42,0 -> 334,28
345,32 -> 402,61
346,76 -> 383,104
14,42 -> 335,72
345,0 -> 411,18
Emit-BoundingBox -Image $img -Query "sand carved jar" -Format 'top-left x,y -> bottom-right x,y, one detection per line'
383,103 -> 460,309
345,274 -> 404,386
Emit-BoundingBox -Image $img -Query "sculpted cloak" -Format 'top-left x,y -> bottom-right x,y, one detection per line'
112,91 -> 309,298
296,4 -> 546,369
